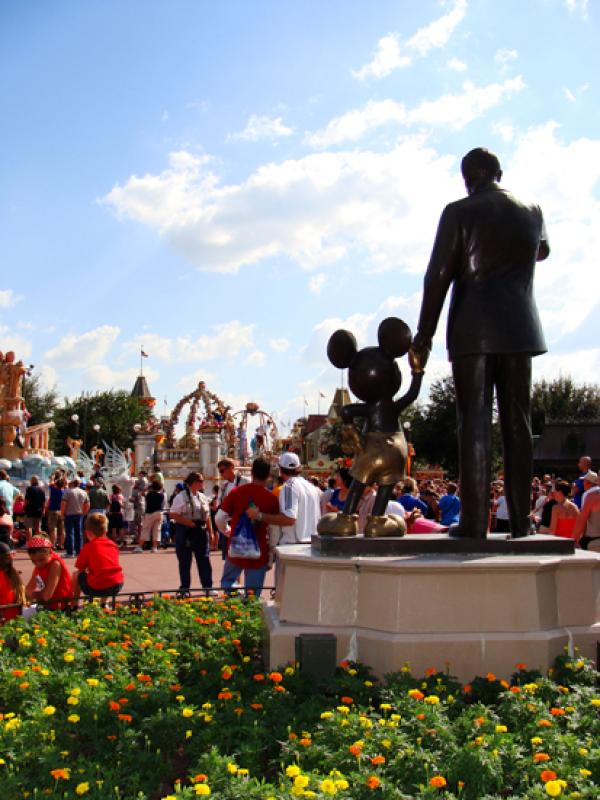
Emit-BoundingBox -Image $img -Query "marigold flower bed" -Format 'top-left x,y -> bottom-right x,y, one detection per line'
0,597 -> 598,799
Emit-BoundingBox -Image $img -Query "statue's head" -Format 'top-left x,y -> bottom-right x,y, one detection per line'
461,148 -> 502,194
326,317 -> 412,403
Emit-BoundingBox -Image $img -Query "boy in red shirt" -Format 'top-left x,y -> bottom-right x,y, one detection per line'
215,457 -> 279,595
73,513 -> 124,599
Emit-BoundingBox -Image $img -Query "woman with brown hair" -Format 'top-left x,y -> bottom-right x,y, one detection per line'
549,480 -> 579,539
0,541 -> 26,621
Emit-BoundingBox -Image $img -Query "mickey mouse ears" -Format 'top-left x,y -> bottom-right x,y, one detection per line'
326,317 -> 412,369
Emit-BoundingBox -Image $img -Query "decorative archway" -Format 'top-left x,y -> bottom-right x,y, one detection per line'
163,382 -> 236,457
232,402 -> 279,464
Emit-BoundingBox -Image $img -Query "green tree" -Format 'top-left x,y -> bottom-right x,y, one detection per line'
52,391 -> 153,456
21,371 -> 60,427
531,376 -> 600,435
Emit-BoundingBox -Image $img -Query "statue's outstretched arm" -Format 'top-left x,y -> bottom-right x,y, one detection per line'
395,371 -> 423,413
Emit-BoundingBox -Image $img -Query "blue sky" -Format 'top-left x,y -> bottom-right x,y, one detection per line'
1,0 -> 599,434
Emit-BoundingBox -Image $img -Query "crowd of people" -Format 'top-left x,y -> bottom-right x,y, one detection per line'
1,452 -> 599,618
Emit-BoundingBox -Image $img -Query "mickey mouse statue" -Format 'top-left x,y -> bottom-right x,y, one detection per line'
318,317 -> 423,537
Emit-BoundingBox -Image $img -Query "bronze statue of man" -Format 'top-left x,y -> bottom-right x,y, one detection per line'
410,148 -> 549,538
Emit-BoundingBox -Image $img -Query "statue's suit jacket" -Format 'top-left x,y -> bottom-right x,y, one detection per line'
417,182 -> 548,359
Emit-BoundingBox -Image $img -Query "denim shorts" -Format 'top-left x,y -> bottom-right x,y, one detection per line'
78,572 -> 123,598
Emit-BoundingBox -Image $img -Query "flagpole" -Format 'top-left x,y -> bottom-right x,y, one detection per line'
140,347 -> 144,377
318,393 -> 320,416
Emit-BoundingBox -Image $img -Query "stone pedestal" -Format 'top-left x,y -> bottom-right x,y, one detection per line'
263,545 -> 600,682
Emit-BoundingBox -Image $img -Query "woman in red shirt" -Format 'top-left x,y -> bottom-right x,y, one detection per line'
0,541 -> 25,622
25,536 -> 73,610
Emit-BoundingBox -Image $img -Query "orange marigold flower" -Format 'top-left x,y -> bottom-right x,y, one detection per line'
218,691 -> 233,700
371,755 -> 386,765
550,708 -> 565,716
486,672 -> 497,682
500,680 -> 510,689
516,662 -> 527,670
474,716 -> 486,727
191,774 -> 208,783
341,696 -> 354,704
533,753 -> 551,763
118,698 -> 128,705
50,768 -> 70,780
274,685 -> 286,693
299,738 -> 311,746
538,719 -> 553,728
416,713 -> 426,720
124,683 -> 136,691
408,689 -> 424,700
108,701 -> 120,711
253,674 -> 265,682
222,669 -> 233,680
170,684 -> 182,691
349,743 -> 363,756
425,667 -> 437,677
106,735 -> 117,741
117,713 -> 133,722
365,776 -> 381,789
90,649 -> 101,658
222,620 -> 232,629
137,674 -> 152,682
540,770 -> 557,783
510,686 -> 521,694
11,669 -> 26,677
250,703 -> 263,710
462,684 -> 472,694
430,776 -> 447,788
268,671 -> 283,683
339,660 -> 350,668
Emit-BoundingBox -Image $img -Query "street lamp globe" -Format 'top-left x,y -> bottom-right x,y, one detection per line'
93,424 -> 101,433
71,414 -> 79,423
133,423 -> 142,433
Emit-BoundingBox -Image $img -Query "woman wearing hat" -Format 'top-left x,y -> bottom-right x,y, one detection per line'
169,472 -> 216,594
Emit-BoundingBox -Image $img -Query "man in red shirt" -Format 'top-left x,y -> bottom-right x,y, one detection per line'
72,513 -> 124,599
216,457 -> 279,595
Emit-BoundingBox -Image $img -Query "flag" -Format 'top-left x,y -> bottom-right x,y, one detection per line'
141,349 -> 149,358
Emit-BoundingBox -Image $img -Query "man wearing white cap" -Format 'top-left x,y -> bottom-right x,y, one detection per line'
246,452 -> 321,545
581,470 -> 599,508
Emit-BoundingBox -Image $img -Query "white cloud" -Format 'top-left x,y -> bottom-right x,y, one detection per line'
245,349 -> 266,367
37,365 -> 58,392
0,326 -> 32,359
269,337 -> 291,352
306,77 -> 524,147
565,0 -> 589,19
534,348 -> 600,385
228,114 -> 294,142
0,289 -> 23,308
103,135 -> 459,277
353,0 -> 467,80
83,364 -> 160,391
447,57 -> 467,72
493,121 -> 516,142
563,83 -> 589,103
161,110 -> 169,122
121,321 -> 255,363
176,369 -> 217,392
44,325 -> 120,368
308,274 -> 326,294
495,48 -> 518,66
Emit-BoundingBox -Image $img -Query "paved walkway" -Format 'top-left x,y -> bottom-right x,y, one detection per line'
12,548 -> 276,596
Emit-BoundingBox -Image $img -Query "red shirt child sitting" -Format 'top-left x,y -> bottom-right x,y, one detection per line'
25,536 -> 73,609
73,512 -> 124,599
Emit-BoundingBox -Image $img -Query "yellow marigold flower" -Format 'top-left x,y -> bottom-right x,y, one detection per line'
67,714 -> 80,723
69,688 -> 81,696
424,695 -> 440,705
364,680 -> 373,687
524,683 -> 538,693
185,730 -> 193,739
321,711 -> 334,719
43,706 -> 56,716
181,708 -> 194,718
63,654 -> 75,663
194,786 -> 210,796
67,697 -> 79,706
390,713 -> 401,721
382,739 -> 392,749
201,703 -> 212,710
335,780 -> 349,790
544,780 -> 563,797
591,698 -> 600,707
531,737 -> 543,745
495,725 -> 508,733
75,783 -> 89,795
336,705 -> 350,714
379,703 -> 392,710
579,747 -> 589,756
348,668 -> 357,676
226,763 -> 238,774
320,778 -> 337,795
579,769 -> 591,778
86,679 -> 99,687
294,775 -> 310,789
285,666 -> 295,676
286,765 -> 301,777
237,768 -> 248,776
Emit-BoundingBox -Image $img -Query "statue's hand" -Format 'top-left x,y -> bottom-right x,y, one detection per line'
408,334 -> 431,374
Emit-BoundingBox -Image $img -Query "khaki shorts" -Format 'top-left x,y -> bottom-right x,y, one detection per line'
47,510 -> 64,536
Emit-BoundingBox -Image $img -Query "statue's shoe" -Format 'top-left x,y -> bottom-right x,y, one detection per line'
448,524 -> 487,539
364,514 -> 406,538
317,512 -> 358,537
